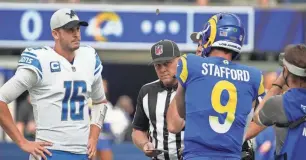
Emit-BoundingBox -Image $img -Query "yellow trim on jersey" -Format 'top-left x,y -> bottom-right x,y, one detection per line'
258,75 -> 265,96
204,15 -> 218,48
179,54 -> 188,83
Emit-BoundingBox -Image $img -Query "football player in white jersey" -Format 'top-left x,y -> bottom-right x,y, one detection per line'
0,8 -> 107,160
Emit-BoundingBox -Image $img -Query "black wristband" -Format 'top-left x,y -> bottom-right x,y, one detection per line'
272,83 -> 283,89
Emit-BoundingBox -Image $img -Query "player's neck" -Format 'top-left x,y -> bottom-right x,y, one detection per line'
290,81 -> 306,89
54,44 -> 75,63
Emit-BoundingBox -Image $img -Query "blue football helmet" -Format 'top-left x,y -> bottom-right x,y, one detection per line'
195,13 -> 245,59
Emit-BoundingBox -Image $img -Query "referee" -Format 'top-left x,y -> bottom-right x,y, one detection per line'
132,40 -> 184,160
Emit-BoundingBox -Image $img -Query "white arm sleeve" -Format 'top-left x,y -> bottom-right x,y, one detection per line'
0,68 -> 38,104
91,75 -> 106,103
90,76 -> 107,129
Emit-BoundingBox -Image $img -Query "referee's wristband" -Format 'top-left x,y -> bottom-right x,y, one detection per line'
272,83 -> 283,89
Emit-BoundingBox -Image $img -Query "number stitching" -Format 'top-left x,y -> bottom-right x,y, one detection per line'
209,80 -> 237,134
61,80 -> 87,121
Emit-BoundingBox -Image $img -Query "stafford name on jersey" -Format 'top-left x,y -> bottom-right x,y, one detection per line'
201,63 -> 250,82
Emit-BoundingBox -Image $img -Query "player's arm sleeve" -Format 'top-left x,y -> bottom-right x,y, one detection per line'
0,69 -> 38,104
91,75 -> 106,103
17,50 -> 43,81
90,50 -> 105,103
94,52 -> 103,80
256,74 -> 266,102
176,54 -> 188,88
258,95 -> 288,126
132,88 -> 149,131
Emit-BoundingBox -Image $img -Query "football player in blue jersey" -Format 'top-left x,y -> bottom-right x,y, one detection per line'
168,13 -> 266,160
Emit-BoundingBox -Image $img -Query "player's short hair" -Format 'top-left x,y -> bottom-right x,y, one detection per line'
284,44 -> 306,81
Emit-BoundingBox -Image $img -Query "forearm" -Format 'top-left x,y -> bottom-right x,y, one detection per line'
0,69 -> 36,146
176,99 -> 185,119
244,121 -> 266,140
89,102 -> 105,140
89,124 -> 101,141
251,87 -> 280,139
132,129 -> 150,151
89,101 -> 107,141
175,84 -> 186,119
254,85 -> 282,123
16,122 -> 25,136
167,101 -> 185,133
0,101 -> 26,146
90,101 -> 107,128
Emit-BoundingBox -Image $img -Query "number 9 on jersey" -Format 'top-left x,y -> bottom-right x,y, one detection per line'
209,80 -> 237,134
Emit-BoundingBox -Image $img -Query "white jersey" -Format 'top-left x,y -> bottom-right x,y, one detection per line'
17,46 -> 104,154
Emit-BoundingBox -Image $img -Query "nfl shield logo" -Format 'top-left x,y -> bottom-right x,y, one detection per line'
155,45 -> 163,55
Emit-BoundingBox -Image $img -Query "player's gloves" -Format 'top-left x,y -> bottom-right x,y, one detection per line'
241,140 -> 255,160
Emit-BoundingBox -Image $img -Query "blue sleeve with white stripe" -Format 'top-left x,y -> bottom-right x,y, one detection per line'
18,50 -> 43,80
94,53 -> 103,77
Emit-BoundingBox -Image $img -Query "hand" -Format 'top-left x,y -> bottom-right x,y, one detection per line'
87,138 -> 98,159
178,146 -> 184,160
20,140 -> 52,160
142,142 -> 161,157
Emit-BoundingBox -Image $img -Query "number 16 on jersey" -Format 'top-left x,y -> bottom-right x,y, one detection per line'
61,80 -> 87,121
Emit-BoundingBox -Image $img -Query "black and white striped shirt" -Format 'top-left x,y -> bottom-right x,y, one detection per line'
132,80 -> 184,160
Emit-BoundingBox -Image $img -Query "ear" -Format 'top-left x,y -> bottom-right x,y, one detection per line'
51,30 -> 59,40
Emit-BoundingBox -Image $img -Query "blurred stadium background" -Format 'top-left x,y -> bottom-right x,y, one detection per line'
0,0 -> 304,159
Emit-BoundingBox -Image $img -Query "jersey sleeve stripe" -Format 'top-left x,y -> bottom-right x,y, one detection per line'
94,65 -> 102,76
18,55 -> 42,72
18,55 -> 43,79
258,74 -> 265,96
95,53 -> 102,70
22,52 -> 37,57
179,55 -> 188,83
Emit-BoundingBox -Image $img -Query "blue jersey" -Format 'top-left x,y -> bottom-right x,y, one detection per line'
277,88 -> 306,160
176,54 -> 265,159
